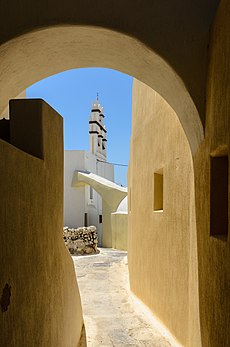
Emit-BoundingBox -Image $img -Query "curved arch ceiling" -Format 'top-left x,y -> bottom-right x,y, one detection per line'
0,26 -> 204,153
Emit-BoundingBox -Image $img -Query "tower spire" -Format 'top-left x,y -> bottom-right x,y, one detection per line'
89,95 -> 107,158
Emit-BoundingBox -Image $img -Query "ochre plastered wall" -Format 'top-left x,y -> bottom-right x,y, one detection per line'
128,80 -> 200,346
193,0 -> 230,346
111,213 -> 128,251
0,100 -> 84,347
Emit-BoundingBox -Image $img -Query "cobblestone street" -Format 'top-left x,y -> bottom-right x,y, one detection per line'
73,248 -> 182,347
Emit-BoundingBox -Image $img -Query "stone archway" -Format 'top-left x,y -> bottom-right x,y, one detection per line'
0,23 -> 203,347
0,25 -> 204,153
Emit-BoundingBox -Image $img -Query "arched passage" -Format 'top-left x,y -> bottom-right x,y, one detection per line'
0,0 -> 219,118
0,15 -> 213,347
0,0 -> 229,345
0,22 -> 204,347
0,26 -> 204,153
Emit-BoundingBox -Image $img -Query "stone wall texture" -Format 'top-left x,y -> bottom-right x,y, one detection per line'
64,226 -> 98,255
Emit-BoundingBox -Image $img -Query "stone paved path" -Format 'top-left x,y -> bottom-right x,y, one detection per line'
73,248 -> 182,347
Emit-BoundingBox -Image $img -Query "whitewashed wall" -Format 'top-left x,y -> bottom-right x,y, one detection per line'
64,149 -> 114,245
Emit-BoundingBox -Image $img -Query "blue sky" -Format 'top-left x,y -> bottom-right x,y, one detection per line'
27,68 -> 133,186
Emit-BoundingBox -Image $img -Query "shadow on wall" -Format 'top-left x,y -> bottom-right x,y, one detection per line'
78,325 -> 87,347
128,79 -> 201,347
0,99 -> 84,347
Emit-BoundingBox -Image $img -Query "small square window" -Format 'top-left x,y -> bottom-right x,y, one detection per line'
154,170 -> 163,211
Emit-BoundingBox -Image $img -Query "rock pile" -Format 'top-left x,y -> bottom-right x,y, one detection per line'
63,226 -> 98,255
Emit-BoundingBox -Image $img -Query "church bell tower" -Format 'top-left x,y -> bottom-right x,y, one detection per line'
89,94 -> 107,159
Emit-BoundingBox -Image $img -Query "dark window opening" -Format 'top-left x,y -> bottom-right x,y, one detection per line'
154,170 -> 163,211
210,155 -> 228,237
84,213 -> 88,227
90,186 -> 93,200
0,119 -> 10,142
99,215 -> 102,223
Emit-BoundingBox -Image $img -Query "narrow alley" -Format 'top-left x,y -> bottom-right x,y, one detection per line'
73,249 -> 182,347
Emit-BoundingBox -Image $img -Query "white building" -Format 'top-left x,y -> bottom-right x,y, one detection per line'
64,97 -> 114,244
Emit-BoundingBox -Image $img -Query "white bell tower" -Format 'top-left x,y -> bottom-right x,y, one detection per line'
89,94 -> 107,159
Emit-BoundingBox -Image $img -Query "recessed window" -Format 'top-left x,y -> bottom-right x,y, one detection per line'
210,155 -> 228,237
0,119 -> 10,142
99,214 -> 102,223
154,170 -> 163,211
90,186 -> 94,200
